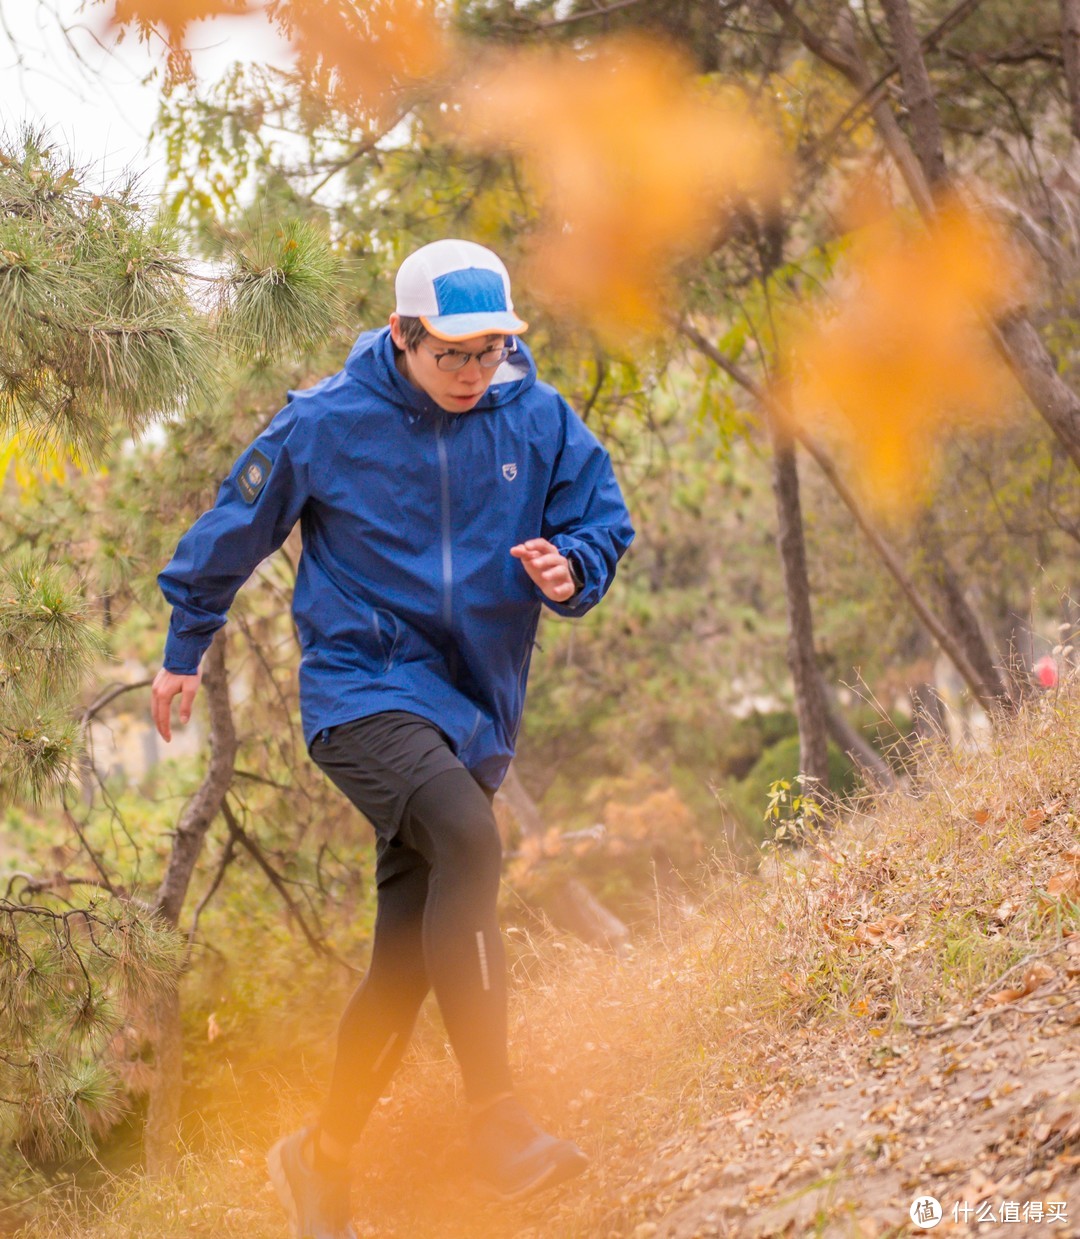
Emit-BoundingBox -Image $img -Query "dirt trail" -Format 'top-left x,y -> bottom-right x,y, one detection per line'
622,995 -> 1080,1238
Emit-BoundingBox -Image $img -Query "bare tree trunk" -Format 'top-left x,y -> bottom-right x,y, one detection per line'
545,878 -> 632,952
911,680 -> 948,740
879,0 -> 948,186
768,433 -> 830,789
768,0 -> 1080,471
145,631 -> 237,1175
1063,0 -> 1080,143
740,211 -> 830,792
143,986 -> 183,1176
995,315 -> 1080,473
153,634 -> 238,928
497,763 -> 546,840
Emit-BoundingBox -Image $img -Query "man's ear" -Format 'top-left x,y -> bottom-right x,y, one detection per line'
388,312 -> 406,349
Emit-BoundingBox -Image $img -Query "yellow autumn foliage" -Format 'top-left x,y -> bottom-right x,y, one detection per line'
287,0 -> 451,123
452,36 -> 787,341
103,0 -> 451,106
0,434 -> 81,495
106,0 -> 252,43
779,192 -> 1026,517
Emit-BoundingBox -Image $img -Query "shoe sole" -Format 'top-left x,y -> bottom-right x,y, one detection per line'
474,1147 -> 589,1203
267,1137 -> 301,1236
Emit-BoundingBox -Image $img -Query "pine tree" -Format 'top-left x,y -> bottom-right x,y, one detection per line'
1,126 -> 344,1163
1,127 -> 342,807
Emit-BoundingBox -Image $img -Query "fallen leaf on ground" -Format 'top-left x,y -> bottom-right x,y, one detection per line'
984,962 -> 1056,1006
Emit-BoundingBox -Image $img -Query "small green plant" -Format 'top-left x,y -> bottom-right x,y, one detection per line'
762,776 -> 826,846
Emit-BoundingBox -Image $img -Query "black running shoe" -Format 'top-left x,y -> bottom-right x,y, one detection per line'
267,1128 -> 357,1239
469,1097 -> 588,1201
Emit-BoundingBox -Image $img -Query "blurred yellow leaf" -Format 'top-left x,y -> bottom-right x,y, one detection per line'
453,36 -> 785,341
286,0 -> 450,122
106,0 -> 252,39
105,0 -> 449,103
104,0 -> 253,81
0,433 -> 79,494
779,192 -> 1025,517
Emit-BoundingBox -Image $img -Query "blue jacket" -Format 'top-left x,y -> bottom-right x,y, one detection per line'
159,327 -> 634,789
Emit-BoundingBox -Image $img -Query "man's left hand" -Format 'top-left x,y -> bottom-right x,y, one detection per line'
510,538 -> 578,602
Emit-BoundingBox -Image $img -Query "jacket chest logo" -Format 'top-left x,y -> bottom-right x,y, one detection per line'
501,462 -> 518,481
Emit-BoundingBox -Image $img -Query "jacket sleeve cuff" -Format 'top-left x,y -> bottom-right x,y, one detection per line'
162,625 -> 214,675
543,539 -> 599,617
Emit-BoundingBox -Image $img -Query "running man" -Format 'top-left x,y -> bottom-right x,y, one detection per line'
152,239 -> 634,1238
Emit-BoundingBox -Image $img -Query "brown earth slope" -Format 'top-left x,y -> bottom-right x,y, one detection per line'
619,964 -> 1080,1238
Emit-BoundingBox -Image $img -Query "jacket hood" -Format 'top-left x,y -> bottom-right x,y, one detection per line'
345,325 -> 537,418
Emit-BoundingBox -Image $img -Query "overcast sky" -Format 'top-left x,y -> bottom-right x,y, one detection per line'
0,1 -> 290,187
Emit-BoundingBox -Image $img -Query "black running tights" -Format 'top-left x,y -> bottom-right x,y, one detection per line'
318,768 -> 513,1146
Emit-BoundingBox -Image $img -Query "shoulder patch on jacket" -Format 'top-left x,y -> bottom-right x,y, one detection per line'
237,448 -> 272,504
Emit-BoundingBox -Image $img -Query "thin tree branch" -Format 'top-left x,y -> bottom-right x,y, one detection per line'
1062,0 -> 1080,143
220,801 -> 359,974
62,805 -> 120,898
81,677 -> 153,727
579,357 -> 607,425
186,833 -> 237,955
535,0 -> 649,30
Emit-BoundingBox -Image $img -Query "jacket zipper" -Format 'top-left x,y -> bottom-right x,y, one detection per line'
433,423 -> 455,678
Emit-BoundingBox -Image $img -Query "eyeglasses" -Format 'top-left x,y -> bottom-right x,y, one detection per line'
420,339 -> 516,372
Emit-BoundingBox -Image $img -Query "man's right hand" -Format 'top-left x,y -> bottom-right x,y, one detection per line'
151,667 -> 202,742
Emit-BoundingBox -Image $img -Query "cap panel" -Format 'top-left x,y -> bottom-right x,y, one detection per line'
432,268 -> 508,315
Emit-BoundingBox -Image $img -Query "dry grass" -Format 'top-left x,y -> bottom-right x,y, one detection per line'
11,680 -> 1079,1239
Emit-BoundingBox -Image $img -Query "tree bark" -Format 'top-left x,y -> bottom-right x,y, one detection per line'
879,0 -> 948,186
910,679 -> 948,740
145,631 -> 237,1175
497,763 -> 547,841
143,985 -> 183,1176
995,315 -> 1080,473
768,0 -> 1080,471
1063,0 -> 1080,143
768,433 -> 831,789
153,632 -> 238,929
545,878 -> 632,953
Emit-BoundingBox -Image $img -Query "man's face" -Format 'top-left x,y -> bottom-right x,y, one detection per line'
390,315 -> 506,414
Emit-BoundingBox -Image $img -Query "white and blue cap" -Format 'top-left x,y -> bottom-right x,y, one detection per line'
395,239 -> 528,341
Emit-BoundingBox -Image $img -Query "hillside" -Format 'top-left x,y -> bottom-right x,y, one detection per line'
11,680 -> 1080,1239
